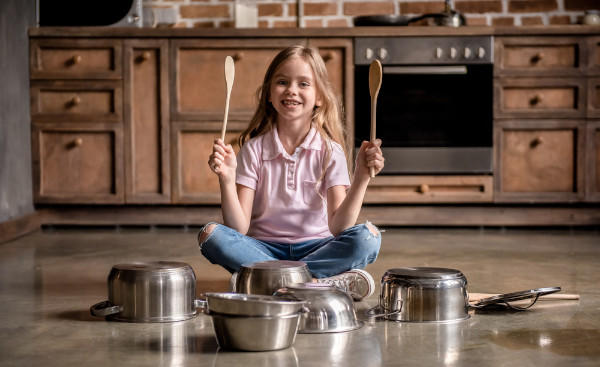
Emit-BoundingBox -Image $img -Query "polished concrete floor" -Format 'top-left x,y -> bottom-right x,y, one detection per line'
0,226 -> 599,367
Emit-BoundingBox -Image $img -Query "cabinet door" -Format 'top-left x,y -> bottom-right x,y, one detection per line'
588,77 -> 600,118
171,39 -> 301,122
587,121 -> 600,202
171,122 -> 243,204
124,39 -> 170,203
494,120 -> 585,203
32,124 -> 124,203
588,36 -> 600,76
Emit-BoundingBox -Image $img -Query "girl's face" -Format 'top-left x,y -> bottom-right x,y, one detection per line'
269,57 -> 322,126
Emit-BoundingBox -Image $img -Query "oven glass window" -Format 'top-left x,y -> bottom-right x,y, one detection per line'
354,64 -> 493,148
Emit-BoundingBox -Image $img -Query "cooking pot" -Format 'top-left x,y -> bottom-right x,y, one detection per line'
233,260 -> 313,295
368,267 -> 470,323
90,261 -> 199,322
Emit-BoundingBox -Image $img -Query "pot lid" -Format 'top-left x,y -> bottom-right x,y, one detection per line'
471,286 -> 561,310
384,267 -> 464,280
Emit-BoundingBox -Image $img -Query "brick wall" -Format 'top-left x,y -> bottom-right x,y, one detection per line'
144,0 -> 599,28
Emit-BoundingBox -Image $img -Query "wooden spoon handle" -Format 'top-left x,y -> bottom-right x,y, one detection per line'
368,60 -> 382,178
221,56 -> 235,141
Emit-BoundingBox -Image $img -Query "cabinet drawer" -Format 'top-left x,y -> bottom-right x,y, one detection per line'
32,124 -> 124,203
31,81 -> 122,123
494,78 -> 586,118
495,37 -> 585,76
30,39 -> 122,80
494,120 -> 585,202
364,176 -> 493,203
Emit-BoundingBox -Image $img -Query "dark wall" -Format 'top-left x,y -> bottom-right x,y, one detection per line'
0,0 -> 36,223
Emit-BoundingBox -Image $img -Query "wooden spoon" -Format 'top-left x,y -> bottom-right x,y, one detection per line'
221,56 -> 235,141
369,59 -> 382,178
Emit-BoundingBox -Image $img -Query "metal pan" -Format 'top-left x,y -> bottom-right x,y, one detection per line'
469,287 -> 562,311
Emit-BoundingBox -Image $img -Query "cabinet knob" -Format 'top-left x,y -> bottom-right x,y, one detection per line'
530,52 -> 544,64
530,136 -> 544,148
67,137 -> 83,149
529,95 -> 543,106
232,52 -> 244,62
69,96 -> 81,107
68,55 -> 82,66
138,51 -> 151,62
322,51 -> 335,62
418,184 -> 430,194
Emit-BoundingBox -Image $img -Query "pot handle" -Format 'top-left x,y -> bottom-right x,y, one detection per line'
365,299 -> 403,318
90,301 -> 123,317
194,298 -> 208,310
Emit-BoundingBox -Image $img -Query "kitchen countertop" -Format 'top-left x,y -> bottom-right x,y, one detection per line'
29,25 -> 600,38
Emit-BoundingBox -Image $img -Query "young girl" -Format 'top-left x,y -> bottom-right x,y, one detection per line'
198,45 -> 385,301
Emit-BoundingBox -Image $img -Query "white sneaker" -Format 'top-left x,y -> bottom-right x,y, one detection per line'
317,269 -> 375,301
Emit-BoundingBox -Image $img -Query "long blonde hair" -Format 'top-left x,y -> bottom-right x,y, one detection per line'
239,45 -> 350,172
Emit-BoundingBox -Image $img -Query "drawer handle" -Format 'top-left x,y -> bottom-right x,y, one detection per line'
232,52 -> 244,62
137,51 -> 151,63
67,138 -> 83,149
68,96 -> 81,107
529,95 -> 543,106
68,55 -> 82,66
418,184 -> 430,194
530,136 -> 544,148
322,51 -> 335,62
530,52 -> 544,64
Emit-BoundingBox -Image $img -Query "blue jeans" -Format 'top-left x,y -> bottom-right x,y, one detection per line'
198,222 -> 382,278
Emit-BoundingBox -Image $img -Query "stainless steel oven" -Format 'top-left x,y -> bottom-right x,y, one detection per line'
354,36 -> 494,174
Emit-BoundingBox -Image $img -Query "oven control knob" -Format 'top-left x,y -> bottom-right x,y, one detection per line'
435,47 -> 443,59
464,47 -> 472,59
450,47 -> 458,59
365,48 -> 374,60
477,47 -> 486,59
378,48 -> 388,60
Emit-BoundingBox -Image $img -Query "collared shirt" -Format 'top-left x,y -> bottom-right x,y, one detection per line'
236,126 -> 351,243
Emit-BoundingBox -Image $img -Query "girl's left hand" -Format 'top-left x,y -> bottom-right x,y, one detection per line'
355,139 -> 384,179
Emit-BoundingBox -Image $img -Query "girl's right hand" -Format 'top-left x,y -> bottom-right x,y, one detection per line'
208,139 -> 237,182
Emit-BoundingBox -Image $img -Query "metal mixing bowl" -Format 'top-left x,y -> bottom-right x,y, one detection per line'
233,260 -> 313,295
199,292 -> 307,317
208,311 -> 303,351
274,283 -> 363,333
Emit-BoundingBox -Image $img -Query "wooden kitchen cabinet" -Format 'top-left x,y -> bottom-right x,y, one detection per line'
494,120 -> 585,202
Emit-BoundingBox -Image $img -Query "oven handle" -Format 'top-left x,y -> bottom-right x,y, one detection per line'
383,65 -> 467,75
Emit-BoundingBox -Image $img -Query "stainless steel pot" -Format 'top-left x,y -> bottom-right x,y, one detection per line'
201,292 -> 307,317
368,267 -> 469,323
233,260 -> 313,295
90,261 -> 199,322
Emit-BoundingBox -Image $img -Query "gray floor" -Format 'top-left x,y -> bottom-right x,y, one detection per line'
0,226 -> 599,367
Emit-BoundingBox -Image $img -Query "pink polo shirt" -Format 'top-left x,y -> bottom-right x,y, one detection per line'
236,127 -> 351,243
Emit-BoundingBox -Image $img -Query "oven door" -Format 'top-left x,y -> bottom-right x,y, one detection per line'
354,64 -> 493,174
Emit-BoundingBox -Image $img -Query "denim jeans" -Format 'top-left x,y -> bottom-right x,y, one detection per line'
198,222 -> 381,278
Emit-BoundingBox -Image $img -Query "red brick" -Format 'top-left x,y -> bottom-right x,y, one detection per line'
508,0 -> 557,13
273,20 -> 298,28
344,2 -> 395,16
492,16 -> 516,25
564,0 -> 600,11
399,2 -> 445,14
288,4 -> 297,17
455,1 -> 503,13
192,21 -> 216,28
304,3 -> 338,16
521,16 -> 544,25
258,4 -> 283,17
328,18 -> 351,27
465,16 -> 489,26
549,15 -> 573,24
180,5 -> 230,19
258,20 -> 270,28
304,19 -> 324,28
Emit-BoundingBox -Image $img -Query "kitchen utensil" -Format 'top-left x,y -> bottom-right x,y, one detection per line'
369,59 -> 382,178
469,291 -> 579,303
367,267 -> 469,323
221,55 -> 235,141
433,0 -> 466,27
469,287 -> 562,311
208,310 -> 304,351
90,261 -> 198,322
233,260 -> 313,295
353,14 -> 427,26
274,282 -> 363,333
198,292 -> 307,317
